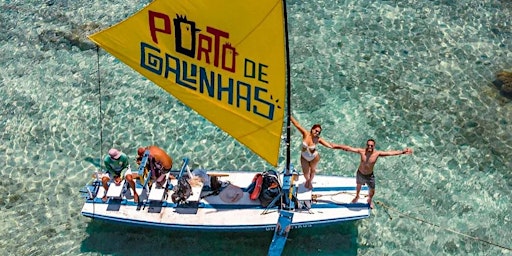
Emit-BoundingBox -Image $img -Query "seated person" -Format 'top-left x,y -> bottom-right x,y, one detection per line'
102,148 -> 139,202
136,145 -> 173,187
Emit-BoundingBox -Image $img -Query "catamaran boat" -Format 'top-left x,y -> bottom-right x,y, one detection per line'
80,1 -> 370,254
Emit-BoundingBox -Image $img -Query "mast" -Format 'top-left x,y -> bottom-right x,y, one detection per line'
268,4 -> 295,254
283,0 -> 291,175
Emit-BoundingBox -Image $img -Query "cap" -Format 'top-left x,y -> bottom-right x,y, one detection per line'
108,148 -> 122,160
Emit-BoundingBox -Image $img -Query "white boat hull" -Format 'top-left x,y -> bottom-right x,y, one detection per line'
81,172 -> 370,231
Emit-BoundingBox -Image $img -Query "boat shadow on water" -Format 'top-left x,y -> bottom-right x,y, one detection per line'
80,219 -> 362,256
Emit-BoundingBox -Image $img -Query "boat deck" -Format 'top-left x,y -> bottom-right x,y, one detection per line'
82,172 -> 370,231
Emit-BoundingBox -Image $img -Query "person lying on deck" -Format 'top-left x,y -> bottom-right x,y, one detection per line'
102,148 -> 139,203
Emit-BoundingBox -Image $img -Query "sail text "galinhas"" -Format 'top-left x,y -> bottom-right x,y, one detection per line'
138,11 -> 280,120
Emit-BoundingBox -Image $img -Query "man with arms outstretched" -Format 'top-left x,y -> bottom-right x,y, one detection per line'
334,139 -> 413,209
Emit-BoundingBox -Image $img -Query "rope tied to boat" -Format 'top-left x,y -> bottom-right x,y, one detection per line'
375,201 -> 512,252
311,191 -> 368,202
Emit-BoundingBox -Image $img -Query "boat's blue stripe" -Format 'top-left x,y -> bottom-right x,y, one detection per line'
81,211 -> 369,232
84,200 -> 369,210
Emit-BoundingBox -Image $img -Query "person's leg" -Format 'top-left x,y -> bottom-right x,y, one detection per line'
101,176 -> 110,202
156,173 -> 166,187
351,183 -> 362,203
367,188 -> 375,209
308,154 -> 320,189
367,174 -> 376,208
102,176 -> 109,191
300,156 -> 310,188
125,174 -> 139,203
352,170 -> 363,203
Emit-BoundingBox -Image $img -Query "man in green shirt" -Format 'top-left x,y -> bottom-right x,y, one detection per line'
102,148 -> 139,203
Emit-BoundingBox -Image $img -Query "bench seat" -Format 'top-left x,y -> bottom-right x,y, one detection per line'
106,180 -> 126,198
147,173 -> 170,201
186,182 -> 204,202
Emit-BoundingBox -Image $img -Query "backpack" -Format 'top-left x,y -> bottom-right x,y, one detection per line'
171,176 -> 192,204
258,170 -> 281,207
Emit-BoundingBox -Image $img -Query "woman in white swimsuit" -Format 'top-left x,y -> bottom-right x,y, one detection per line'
291,116 -> 336,189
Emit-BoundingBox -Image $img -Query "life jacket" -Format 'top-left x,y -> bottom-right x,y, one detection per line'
247,173 -> 263,200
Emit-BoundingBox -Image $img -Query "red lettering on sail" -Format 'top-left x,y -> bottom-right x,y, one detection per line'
206,27 -> 229,68
148,11 -> 172,44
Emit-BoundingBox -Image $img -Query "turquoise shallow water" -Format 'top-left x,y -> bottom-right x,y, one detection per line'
1,0 -> 511,255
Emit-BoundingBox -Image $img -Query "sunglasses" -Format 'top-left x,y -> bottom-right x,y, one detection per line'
366,144 -> 374,147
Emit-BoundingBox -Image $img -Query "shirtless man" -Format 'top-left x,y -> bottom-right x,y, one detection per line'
136,145 -> 173,187
334,139 -> 413,209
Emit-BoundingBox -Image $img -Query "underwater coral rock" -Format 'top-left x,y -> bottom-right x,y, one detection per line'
493,70 -> 512,98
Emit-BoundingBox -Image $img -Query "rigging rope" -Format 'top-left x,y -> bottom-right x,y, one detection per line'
92,45 -> 105,218
311,191 -> 369,201
95,45 -> 104,162
375,201 -> 512,252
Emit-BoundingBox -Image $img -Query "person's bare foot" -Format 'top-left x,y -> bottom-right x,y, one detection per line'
102,196 -> 108,202
351,196 -> 359,203
367,198 -> 374,209
133,193 -> 139,203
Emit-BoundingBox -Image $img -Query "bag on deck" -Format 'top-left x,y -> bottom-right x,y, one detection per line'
171,176 -> 192,203
258,170 -> 281,207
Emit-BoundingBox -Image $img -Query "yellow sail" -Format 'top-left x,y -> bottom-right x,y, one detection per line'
89,0 -> 286,166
